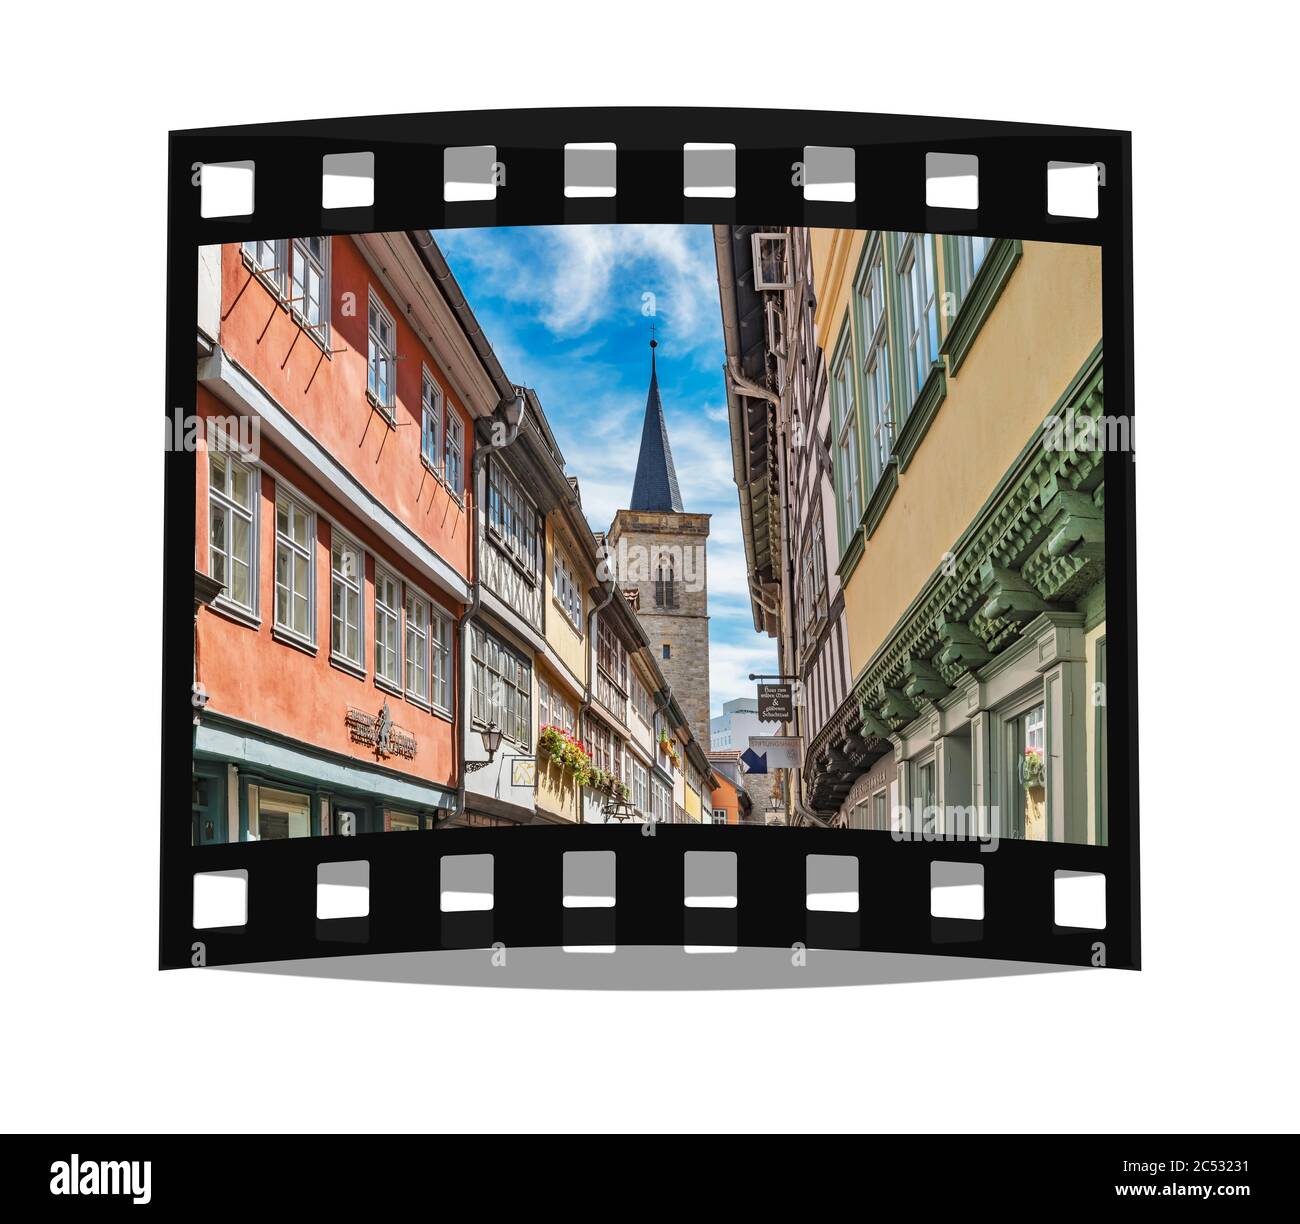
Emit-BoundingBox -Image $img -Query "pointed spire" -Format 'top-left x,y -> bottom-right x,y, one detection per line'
630,333 -> 684,513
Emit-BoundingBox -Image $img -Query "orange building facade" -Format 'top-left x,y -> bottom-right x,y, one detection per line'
192,233 -> 500,842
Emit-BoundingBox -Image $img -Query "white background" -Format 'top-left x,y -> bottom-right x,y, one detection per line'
1,1 -> 1295,1134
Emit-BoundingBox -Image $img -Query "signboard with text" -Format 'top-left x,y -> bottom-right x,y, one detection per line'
747,735 -> 804,769
757,683 -> 793,721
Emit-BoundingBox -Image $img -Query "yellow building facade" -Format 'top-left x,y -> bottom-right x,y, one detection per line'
808,229 -> 1108,845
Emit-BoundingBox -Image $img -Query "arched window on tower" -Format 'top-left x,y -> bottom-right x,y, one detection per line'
655,556 -> 677,609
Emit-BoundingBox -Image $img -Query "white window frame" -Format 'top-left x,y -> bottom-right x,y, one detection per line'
273,490 -> 315,646
429,600 -> 452,716
444,404 -> 464,496
330,530 -> 364,670
242,238 -> 286,295
374,566 -> 402,692
404,588 -> 432,707
208,450 -> 259,618
487,457 -> 540,580
421,367 -> 443,473
289,237 -> 330,342
553,547 -> 582,630
367,290 -> 397,414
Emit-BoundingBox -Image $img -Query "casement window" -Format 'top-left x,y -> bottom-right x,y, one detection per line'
249,785 -> 311,840
403,590 -> 449,711
554,549 -> 582,629
630,671 -> 654,726
421,369 -> 443,471
208,450 -> 257,615
487,458 -> 540,578
652,780 -> 671,825
430,608 -> 451,714
330,534 -> 363,668
712,808 -> 728,825
367,292 -> 396,413
470,624 -> 532,749
895,232 -> 939,411
597,617 -> 627,689
1008,701 -> 1048,841
444,407 -> 464,494
632,758 -> 650,816
949,234 -> 996,309
751,231 -> 792,290
243,239 -> 285,291
539,678 -> 576,737
290,237 -> 329,340
857,239 -> 894,486
274,492 -> 314,643
654,556 -> 677,608
374,568 -> 402,689
587,717 -> 612,775
404,590 -> 431,705
831,342 -> 862,536
242,239 -> 329,343
914,757 -> 937,835
587,718 -> 625,783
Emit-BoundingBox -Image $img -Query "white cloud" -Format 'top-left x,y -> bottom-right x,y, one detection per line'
709,640 -> 778,718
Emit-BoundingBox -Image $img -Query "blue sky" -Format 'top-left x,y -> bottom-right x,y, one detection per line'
433,223 -> 776,718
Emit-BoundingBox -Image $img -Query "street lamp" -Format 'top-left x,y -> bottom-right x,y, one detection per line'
465,723 -> 503,773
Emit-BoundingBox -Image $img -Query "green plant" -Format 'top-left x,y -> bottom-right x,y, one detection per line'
1022,747 -> 1046,789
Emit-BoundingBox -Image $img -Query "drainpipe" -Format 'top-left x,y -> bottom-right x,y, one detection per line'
578,553 -> 618,824
449,389 -> 526,825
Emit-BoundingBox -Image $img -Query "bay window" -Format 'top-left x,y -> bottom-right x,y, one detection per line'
470,624 -> 532,749
487,458 -> 540,579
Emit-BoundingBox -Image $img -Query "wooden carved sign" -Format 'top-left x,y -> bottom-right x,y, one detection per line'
346,700 -> 417,760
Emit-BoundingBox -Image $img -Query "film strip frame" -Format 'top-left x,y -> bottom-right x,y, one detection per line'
163,108 -> 1137,971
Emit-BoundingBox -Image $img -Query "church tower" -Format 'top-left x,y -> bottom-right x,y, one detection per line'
608,338 -> 712,750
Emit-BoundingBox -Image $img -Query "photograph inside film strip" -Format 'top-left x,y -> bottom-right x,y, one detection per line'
190,222 -> 1109,849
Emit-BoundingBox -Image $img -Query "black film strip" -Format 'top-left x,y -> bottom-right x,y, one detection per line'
164,108 -> 1137,972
